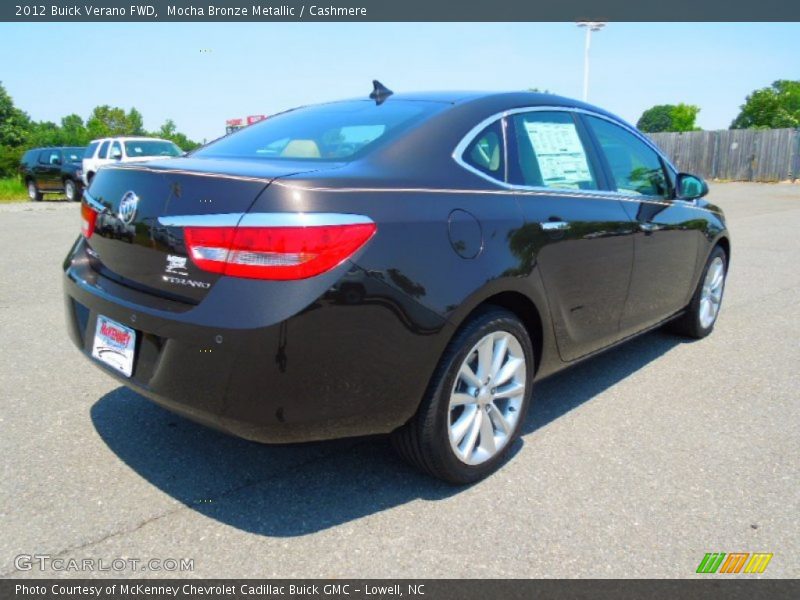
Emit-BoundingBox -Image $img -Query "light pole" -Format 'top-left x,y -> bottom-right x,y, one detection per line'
577,21 -> 606,102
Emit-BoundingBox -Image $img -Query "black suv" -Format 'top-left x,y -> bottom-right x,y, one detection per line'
20,147 -> 86,202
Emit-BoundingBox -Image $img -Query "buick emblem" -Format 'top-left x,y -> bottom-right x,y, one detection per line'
118,191 -> 139,225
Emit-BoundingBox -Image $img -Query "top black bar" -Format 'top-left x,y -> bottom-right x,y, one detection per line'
3,0 -> 800,22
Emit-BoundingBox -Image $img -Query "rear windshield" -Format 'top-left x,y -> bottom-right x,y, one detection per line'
84,141 -> 100,158
195,100 -> 443,162
124,140 -> 182,158
63,147 -> 85,163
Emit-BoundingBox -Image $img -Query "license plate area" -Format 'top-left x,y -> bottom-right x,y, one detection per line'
91,315 -> 136,377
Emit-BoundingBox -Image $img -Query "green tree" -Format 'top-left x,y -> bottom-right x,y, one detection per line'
0,82 -> 33,177
670,104 -> 701,132
86,105 -> 135,138
27,121 -> 63,147
0,81 -> 32,147
127,108 -> 145,135
730,80 -> 800,129
154,119 -> 201,151
60,114 -> 89,146
637,104 -> 701,133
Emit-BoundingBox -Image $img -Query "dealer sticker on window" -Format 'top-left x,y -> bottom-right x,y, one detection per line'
91,315 -> 136,377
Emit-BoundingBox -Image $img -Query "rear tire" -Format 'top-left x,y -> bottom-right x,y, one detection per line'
27,180 -> 42,202
668,245 -> 727,339
392,306 -> 534,484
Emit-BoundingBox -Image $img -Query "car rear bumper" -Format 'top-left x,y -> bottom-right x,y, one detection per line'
64,237 -> 451,443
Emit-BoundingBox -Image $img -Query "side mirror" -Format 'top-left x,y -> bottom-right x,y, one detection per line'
675,173 -> 708,201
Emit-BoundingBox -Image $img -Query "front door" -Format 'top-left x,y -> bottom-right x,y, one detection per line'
581,115 -> 700,333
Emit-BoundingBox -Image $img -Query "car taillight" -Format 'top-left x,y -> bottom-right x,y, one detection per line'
183,220 -> 377,280
81,202 -> 97,238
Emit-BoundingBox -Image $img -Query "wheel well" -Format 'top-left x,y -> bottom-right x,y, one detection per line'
476,292 -> 543,374
715,236 -> 731,263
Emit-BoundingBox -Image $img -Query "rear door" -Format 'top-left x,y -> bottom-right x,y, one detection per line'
581,115 -> 700,333
510,109 -> 636,361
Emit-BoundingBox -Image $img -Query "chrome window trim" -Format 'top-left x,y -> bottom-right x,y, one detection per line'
158,212 -> 374,228
452,105 -> 680,202
83,191 -> 106,213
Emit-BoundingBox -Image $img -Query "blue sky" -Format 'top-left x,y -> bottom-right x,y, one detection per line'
1,22 -> 797,142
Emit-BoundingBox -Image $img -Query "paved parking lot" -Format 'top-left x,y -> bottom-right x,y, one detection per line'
1,182 -> 798,578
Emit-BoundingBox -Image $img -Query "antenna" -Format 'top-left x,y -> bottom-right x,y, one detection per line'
369,80 -> 394,105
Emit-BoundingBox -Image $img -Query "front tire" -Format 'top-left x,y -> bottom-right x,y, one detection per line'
27,180 -> 42,202
392,307 -> 534,484
64,178 -> 80,202
669,245 -> 727,339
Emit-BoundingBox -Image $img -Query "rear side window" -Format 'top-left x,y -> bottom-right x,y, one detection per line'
461,119 -> 505,181
585,116 -> 670,198
98,141 -> 110,159
511,112 -> 598,190
195,100 -> 443,161
84,142 -> 100,158
39,150 -> 61,165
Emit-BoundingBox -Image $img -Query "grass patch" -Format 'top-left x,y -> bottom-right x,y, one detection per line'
0,177 -> 27,202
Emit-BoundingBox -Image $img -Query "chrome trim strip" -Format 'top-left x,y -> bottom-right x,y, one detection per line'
158,212 -> 374,228
238,212 -> 374,227
270,181 -> 723,217
158,213 -> 245,228
103,165 -> 273,184
451,104 -> 680,196
83,191 -> 106,213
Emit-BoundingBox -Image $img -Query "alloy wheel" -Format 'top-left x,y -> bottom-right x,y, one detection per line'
699,256 -> 725,329
448,331 -> 527,465
65,180 -> 76,201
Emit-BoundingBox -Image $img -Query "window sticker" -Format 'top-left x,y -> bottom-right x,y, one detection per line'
524,121 -> 592,188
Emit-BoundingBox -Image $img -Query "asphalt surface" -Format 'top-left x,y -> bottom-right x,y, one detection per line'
0,182 -> 798,579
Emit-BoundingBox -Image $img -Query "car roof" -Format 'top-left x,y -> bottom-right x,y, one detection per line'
88,137 -> 171,143
320,90 -> 623,125
393,90 -> 617,117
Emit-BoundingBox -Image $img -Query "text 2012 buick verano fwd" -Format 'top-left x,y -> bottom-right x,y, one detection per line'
64,85 -> 729,483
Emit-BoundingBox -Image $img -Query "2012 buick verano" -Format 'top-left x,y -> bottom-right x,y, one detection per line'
64,84 -> 729,483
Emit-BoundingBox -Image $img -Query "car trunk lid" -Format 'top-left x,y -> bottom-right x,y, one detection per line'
82,158 -> 341,303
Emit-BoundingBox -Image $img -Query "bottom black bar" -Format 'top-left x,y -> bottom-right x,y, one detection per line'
2,579 -> 799,600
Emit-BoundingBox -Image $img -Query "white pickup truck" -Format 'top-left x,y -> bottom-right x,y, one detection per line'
82,137 -> 183,185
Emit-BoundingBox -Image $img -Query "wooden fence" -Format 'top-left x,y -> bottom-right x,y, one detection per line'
647,128 -> 800,182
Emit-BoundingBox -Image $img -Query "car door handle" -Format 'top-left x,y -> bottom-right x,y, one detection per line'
540,220 -> 570,231
638,222 -> 662,233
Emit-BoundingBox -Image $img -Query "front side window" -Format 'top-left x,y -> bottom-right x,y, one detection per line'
585,116 -> 670,198
110,142 -> 123,159
195,100 -> 444,162
63,148 -> 84,163
98,141 -> 110,159
461,119 -> 505,181
511,111 -> 598,190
